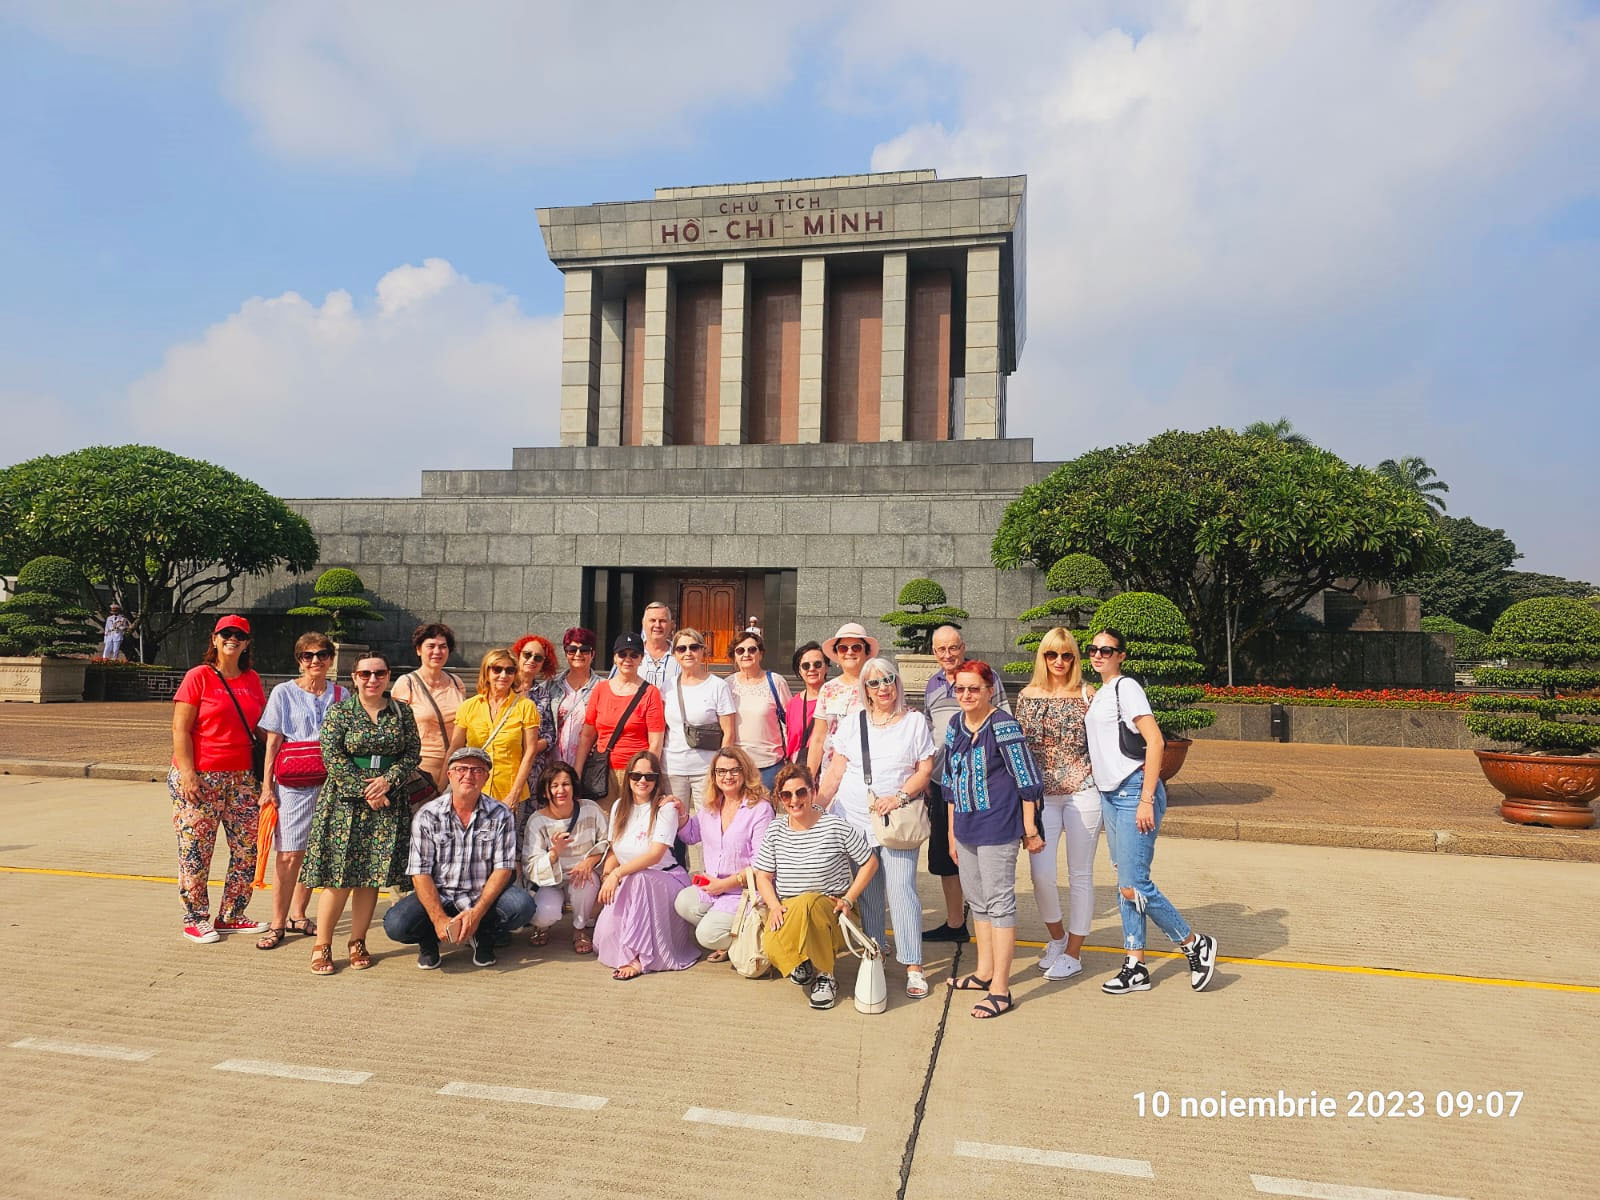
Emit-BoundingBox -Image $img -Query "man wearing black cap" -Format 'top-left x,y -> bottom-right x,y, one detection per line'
381,745 -> 535,968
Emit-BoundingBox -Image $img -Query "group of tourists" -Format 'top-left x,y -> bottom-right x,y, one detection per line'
167,604 -> 1217,1016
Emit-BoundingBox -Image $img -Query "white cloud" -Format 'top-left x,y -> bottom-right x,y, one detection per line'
123,259 -> 560,496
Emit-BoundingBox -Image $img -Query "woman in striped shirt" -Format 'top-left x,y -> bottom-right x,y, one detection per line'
752,763 -> 879,1011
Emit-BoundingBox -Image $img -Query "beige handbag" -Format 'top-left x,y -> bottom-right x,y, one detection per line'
727,868 -> 771,979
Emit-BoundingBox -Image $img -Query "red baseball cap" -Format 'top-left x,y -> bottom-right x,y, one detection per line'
213,615 -> 252,635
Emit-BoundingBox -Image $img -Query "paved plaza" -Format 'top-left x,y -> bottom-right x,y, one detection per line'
2,766 -> 1596,1200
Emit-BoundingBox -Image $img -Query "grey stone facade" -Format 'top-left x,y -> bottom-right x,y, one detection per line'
230,438 -> 1057,671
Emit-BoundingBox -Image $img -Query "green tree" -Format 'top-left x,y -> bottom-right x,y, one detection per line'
1502,570 -> 1599,608
1418,615 -> 1490,661
1086,592 -> 1215,737
1241,417 -> 1310,447
991,428 -> 1445,675
0,556 -> 100,657
1375,455 -> 1450,514
1467,598 -> 1600,753
880,578 -> 969,654
1399,515 -> 1519,629
0,446 -> 319,661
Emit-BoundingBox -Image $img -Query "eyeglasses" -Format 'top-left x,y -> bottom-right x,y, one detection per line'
489,665 -> 517,676
835,641 -> 866,654
628,771 -> 658,783
933,644 -> 965,656
673,642 -> 704,655
713,766 -> 744,776
1087,645 -> 1122,656
297,649 -> 334,663
564,645 -> 592,655
864,676 -> 897,690
448,763 -> 488,775
216,629 -> 250,642
779,786 -> 812,800
952,684 -> 985,695
353,668 -> 390,680
520,650 -> 544,662
733,645 -> 759,656
614,650 -> 642,661
1043,651 -> 1075,663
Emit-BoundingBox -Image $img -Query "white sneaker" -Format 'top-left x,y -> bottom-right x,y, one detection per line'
1044,953 -> 1083,981
1036,937 -> 1067,972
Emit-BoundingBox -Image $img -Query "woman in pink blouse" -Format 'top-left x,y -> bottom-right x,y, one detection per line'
673,747 -> 774,959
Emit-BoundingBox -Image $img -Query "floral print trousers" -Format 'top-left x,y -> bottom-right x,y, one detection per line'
168,769 -> 259,925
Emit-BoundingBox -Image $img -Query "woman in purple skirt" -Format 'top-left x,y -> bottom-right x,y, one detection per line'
593,749 -> 700,979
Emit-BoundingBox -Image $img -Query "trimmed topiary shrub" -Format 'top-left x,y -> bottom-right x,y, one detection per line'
1466,598 -> 1600,754
1420,615 -> 1489,661
1006,554 -> 1113,675
1045,553 -> 1114,597
880,578 -> 969,654
1086,591 -> 1216,737
0,555 -> 101,657
288,567 -> 381,642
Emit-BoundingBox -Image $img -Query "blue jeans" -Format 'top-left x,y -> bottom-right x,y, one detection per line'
856,846 -> 924,966
758,762 -> 782,791
383,884 -> 537,951
1100,771 -> 1191,953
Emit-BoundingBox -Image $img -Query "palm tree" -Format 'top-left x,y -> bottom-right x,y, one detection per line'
1376,455 -> 1449,513
1242,417 -> 1309,447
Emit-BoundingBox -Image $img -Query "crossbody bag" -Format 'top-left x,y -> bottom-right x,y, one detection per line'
208,667 -> 266,784
1113,677 -> 1149,761
580,683 -> 650,800
273,683 -> 347,788
860,710 -> 931,850
676,675 -> 725,752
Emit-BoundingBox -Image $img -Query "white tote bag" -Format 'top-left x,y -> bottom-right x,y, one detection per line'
838,912 -> 887,1014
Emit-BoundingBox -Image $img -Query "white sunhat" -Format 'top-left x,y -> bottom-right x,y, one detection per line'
822,622 -> 880,664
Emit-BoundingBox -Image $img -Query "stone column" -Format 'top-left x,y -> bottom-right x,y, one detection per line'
718,261 -> 750,445
878,252 -> 907,441
641,265 -> 676,446
597,296 -> 625,446
558,269 -> 601,447
798,257 -> 826,443
961,245 -> 1005,439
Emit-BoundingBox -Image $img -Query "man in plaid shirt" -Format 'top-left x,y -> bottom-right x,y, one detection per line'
382,745 -> 535,969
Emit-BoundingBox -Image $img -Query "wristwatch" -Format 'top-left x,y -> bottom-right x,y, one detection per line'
894,789 -> 910,805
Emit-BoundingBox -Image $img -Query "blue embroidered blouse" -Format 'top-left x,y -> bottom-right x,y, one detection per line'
941,710 -> 1045,846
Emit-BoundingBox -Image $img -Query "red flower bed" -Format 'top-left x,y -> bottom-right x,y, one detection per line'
1202,685 -> 1471,710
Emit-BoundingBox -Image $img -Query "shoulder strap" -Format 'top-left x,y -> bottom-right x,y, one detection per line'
208,666 -> 260,746
858,709 -> 873,788
675,674 -> 690,737
1114,677 -> 1123,723
482,696 -> 520,749
604,682 -> 650,757
406,671 -> 449,734
767,672 -> 786,733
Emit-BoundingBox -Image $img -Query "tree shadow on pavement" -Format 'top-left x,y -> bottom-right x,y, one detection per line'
1168,782 -> 1275,807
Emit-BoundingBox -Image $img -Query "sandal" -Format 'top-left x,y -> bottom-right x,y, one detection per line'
946,973 -> 992,993
572,931 -> 593,955
971,992 -> 1015,1019
310,945 -> 335,976
348,940 -> 372,970
906,969 -> 928,998
287,916 -> 317,937
612,963 -> 643,981
529,927 -> 549,947
705,950 -> 729,963
255,926 -> 287,951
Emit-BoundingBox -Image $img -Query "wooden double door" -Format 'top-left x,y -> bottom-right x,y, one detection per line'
677,576 -> 743,664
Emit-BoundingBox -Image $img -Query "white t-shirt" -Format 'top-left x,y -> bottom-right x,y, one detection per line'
1084,675 -> 1155,792
610,799 -> 682,871
662,674 -> 737,777
827,711 -> 936,843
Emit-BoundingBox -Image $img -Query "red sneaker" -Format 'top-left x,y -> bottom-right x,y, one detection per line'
182,921 -> 220,944
215,917 -> 269,934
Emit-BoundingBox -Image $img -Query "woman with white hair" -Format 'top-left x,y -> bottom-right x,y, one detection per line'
818,656 -> 935,998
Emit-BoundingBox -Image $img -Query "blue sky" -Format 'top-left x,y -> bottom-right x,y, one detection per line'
3,1 -> 1597,585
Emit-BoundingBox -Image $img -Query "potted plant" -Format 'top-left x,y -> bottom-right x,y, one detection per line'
0,555 -> 100,702
1005,552 -> 1112,677
288,567 -> 382,680
1465,597 -> 1600,828
880,577 -> 969,696
1086,591 -> 1215,782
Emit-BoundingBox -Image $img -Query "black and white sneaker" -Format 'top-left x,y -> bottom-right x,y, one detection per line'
789,959 -> 816,988
471,934 -> 497,967
416,945 -> 441,970
1101,958 -> 1152,994
1184,933 -> 1218,992
808,973 -> 837,1009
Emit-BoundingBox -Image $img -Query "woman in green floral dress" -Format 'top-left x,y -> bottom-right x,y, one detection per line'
301,652 -> 421,975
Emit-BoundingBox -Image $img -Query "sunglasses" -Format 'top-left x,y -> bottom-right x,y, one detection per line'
520,650 -> 544,662
564,645 -> 592,654
297,649 -> 334,663
733,645 -> 760,655
673,642 -> 704,654
835,642 -> 866,654
864,676 -> 897,689
489,665 -> 517,676
799,659 -> 826,671
628,771 -> 659,783
614,650 -> 642,660
216,629 -> 250,642
353,668 -> 390,680
952,684 -> 985,695
1043,650 -> 1075,663
1087,645 -> 1122,656
779,786 -> 812,800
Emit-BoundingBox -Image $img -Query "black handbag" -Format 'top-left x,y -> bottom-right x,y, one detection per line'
676,676 -> 725,751
209,666 -> 266,784
1113,678 -> 1148,761
581,683 -> 649,799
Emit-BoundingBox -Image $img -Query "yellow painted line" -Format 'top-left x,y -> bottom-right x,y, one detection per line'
6,864 -> 1597,994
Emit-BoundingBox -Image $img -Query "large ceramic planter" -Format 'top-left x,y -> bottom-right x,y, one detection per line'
0,656 -> 88,703
1158,737 -> 1192,783
332,641 -> 370,684
894,653 -> 940,700
1474,749 -> 1600,829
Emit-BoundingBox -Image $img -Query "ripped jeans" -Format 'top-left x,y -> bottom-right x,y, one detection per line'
1100,770 -> 1191,953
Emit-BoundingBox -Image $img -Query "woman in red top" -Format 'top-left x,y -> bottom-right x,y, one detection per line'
169,615 -> 268,944
574,632 -> 665,812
